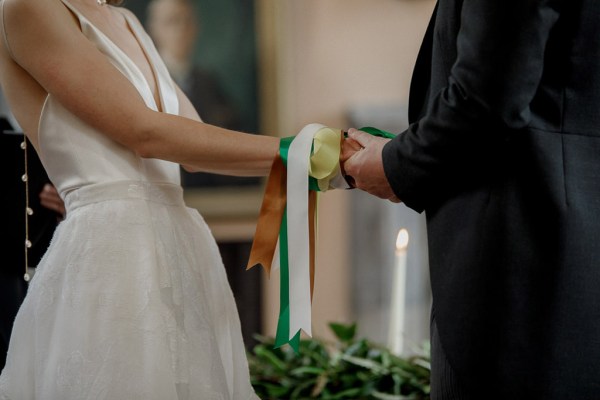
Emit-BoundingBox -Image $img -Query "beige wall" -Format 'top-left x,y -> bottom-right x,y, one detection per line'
257,0 -> 436,340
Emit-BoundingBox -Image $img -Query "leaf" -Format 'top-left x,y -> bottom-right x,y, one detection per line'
339,372 -> 363,388
291,366 -> 327,376
253,346 -> 287,372
411,358 -> 431,371
381,351 -> 392,369
341,354 -> 386,374
327,387 -> 363,399
311,374 -> 329,397
355,370 -> 373,383
258,382 -> 291,398
329,322 -> 357,342
301,344 -> 330,367
290,377 -> 318,399
372,391 -> 418,400
344,339 -> 368,357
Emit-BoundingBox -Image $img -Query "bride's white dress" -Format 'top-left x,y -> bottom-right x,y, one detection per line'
0,1 -> 258,399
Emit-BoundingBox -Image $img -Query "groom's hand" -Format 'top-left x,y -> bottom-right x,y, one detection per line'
343,129 -> 400,203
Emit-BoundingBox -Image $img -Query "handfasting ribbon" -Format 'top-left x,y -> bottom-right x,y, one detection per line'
309,127 -> 345,191
357,126 -> 396,140
245,154 -> 286,277
248,125 -> 394,352
286,123 -> 326,341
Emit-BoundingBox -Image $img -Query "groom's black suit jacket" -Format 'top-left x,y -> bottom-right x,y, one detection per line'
383,0 -> 600,397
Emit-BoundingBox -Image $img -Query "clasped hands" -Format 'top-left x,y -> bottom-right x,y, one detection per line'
340,128 -> 400,203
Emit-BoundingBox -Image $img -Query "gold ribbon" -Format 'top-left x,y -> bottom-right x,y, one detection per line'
247,154 -> 286,277
246,155 -> 317,296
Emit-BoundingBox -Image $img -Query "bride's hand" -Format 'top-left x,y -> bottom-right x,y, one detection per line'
39,184 -> 66,220
340,133 -> 362,163
339,131 -> 363,188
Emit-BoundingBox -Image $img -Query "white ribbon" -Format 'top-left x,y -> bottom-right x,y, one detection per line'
286,123 -> 325,339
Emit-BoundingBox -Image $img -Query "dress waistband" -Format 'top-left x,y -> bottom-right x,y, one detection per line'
63,181 -> 185,211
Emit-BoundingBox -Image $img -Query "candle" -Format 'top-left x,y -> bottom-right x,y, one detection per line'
388,228 -> 409,356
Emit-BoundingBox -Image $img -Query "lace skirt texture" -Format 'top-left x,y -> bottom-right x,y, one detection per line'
0,181 -> 258,400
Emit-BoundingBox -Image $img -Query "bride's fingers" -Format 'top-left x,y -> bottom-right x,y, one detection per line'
348,129 -> 374,148
344,137 -> 362,151
40,184 -> 66,216
340,140 -> 363,163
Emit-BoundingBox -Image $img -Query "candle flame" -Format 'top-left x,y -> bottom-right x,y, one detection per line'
396,229 -> 409,251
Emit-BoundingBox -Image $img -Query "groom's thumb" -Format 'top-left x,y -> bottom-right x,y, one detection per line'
348,128 -> 372,147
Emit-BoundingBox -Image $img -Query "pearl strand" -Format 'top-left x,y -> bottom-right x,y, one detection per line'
21,137 -> 32,282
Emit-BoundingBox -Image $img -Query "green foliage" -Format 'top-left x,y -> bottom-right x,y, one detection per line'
249,323 -> 431,400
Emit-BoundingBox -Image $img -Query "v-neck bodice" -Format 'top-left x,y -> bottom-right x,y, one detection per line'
59,0 -> 178,114
36,0 -> 181,196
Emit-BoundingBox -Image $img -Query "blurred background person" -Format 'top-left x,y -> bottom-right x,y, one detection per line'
147,0 -> 259,188
147,0 -> 240,131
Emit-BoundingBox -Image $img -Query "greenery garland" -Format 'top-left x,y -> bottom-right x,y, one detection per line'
249,323 -> 431,399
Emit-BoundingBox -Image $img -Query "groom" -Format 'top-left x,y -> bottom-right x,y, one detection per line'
344,0 -> 600,398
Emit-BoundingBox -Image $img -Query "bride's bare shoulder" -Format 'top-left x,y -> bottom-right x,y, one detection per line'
4,0 -> 64,16
2,0 -> 77,33
2,0 -> 81,59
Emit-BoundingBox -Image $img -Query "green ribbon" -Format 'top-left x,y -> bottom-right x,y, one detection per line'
281,136 -> 320,191
348,126 -> 396,140
275,136 -> 302,352
279,136 -> 294,166
274,205 -> 301,350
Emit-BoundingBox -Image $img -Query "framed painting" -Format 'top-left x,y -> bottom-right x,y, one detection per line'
125,0 -> 260,188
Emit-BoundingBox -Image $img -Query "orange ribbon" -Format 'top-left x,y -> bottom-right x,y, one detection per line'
247,154 -> 317,297
247,154 -> 286,276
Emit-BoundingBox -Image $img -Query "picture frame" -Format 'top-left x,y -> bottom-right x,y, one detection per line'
125,0 -> 261,188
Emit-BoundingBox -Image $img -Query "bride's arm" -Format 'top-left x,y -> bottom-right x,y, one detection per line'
173,84 -> 244,175
174,85 -> 204,173
1,0 -> 278,177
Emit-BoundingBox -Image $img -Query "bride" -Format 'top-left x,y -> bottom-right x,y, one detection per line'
0,0 -> 281,398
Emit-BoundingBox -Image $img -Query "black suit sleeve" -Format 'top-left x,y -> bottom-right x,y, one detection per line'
383,0 -> 562,212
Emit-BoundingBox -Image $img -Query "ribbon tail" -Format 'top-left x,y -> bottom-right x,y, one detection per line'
273,206 -> 301,353
274,206 -> 289,348
287,124 -> 322,340
309,190 -> 317,301
273,190 -> 317,353
247,155 -> 287,277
